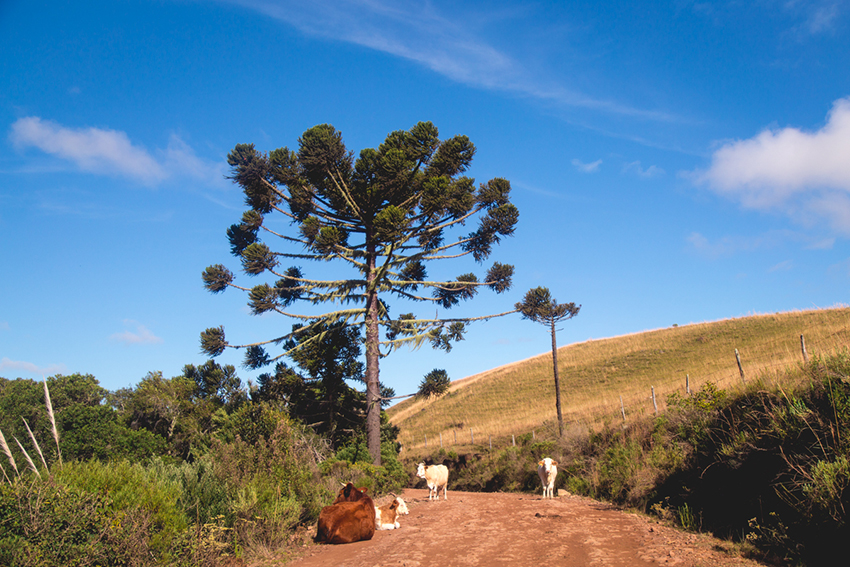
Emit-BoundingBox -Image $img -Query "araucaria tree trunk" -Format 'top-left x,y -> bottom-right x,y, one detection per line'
551,318 -> 563,437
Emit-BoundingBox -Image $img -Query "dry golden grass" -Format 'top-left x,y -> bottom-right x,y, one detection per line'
388,306 -> 850,455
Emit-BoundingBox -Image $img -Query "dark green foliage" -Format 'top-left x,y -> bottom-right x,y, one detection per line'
417,368 -> 451,398
515,286 -> 580,324
255,321 -> 367,449
180,360 -> 245,410
58,404 -> 167,462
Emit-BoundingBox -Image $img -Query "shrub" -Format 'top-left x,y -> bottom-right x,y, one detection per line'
0,477 -> 151,567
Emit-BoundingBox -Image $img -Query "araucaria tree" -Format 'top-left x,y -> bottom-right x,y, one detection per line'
515,287 -> 580,437
201,121 -> 519,464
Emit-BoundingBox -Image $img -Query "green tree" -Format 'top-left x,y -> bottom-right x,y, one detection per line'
515,286 -> 580,437
201,121 -> 519,464
417,368 -> 451,398
180,360 -> 246,411
122,371 -> 197,458
255,321 -> 367,448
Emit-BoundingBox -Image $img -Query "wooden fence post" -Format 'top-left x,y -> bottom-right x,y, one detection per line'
735,349 -> 746,383
801,335 -> 808,362
512,434 -> 516,446
651,386 -> 658,416
620,395 -> 626,421
470,428 -> 474,444
686,374 -> 691,396
440,432 -> 443,448
489,435 -> 492,450
454,430 -> 457,444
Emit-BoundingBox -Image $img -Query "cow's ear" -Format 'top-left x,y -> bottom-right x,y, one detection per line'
343,484 -> 353,498
538,460 -> 543,466
552,461 -> 558,466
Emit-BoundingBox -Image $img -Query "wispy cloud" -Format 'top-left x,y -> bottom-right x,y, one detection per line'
109,320 -> 163,345
9,117 -> 227,187
788,0 -> 845,35
220,0 -> 675,121
571,158 -> 602,173
0,357 -> 66,376
624,161 -> 665,178
693,97 -> 850,234
10,117 -> 166,184
687,229 -> 833,258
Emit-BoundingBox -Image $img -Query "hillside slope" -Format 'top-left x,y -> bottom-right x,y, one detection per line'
388,306 -> 850,453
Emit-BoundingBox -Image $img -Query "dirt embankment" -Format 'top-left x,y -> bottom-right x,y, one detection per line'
285,489 -> 767,567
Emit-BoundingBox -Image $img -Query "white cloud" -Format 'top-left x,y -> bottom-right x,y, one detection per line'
9,117 -> 227,188
571,158 -> 602,173
10,117 -> 167,184
0,357 -> 66,376
624,161 -> 664,178
695,97 -> 850,233
109,320 -> 163,346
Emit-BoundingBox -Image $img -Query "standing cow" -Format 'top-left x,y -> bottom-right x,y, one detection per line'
416,462 -> 449,500
538,457 -> 558,498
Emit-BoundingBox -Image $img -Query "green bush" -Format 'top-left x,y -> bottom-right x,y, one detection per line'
55,459 -> 187,562
0,477 -> 149,567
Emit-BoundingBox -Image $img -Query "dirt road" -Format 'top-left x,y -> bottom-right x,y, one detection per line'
286,489 -> 766,567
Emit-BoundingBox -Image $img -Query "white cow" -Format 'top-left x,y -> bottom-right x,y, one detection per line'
538,457 -> 558,498
416,462 -> 449,500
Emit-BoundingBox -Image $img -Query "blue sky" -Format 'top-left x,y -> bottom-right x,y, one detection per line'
3,0 -> 850,399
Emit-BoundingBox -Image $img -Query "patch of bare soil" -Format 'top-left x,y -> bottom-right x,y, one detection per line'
282,489 -> 767,567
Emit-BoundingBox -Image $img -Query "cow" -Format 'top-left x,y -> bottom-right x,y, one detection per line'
416,462 -> 449,500
315,483 -> 376,544
375,497 -> 402,530
538,457 -> 558,498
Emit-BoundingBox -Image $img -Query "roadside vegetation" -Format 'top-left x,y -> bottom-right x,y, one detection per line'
0,325 -> 408,566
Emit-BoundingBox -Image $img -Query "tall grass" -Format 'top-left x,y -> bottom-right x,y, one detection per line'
390,306 -> 850,454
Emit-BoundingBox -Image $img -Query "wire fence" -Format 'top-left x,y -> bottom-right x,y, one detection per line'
398,325 -> 850,455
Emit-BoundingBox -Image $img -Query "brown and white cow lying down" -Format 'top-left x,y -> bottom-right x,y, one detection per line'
374,496 -> 408,530
315,483 -> 376,544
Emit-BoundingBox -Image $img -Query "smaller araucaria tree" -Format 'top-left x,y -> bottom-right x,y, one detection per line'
515,287 -> 580,437
417,368 -> 451,399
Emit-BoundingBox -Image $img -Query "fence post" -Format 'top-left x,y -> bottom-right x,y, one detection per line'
651,386 -> 658,416
801,335 -> 809,363
440,432 -> 443,448
454,430 -> 457,444
489,435 -> 492,450
470,428 -> 474,444
512,434 -> 516,446
620,395 -> 626,421
686,374 -> 690,396
735,348 -> 746,383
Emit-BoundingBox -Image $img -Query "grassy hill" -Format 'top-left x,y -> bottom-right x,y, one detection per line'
388,306 -> 850,455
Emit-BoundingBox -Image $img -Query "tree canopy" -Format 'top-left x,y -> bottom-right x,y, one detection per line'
417,368 -> 451,398
201,121 -> 519,463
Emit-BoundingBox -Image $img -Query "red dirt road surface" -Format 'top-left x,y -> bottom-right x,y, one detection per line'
286,489 -> 765,567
